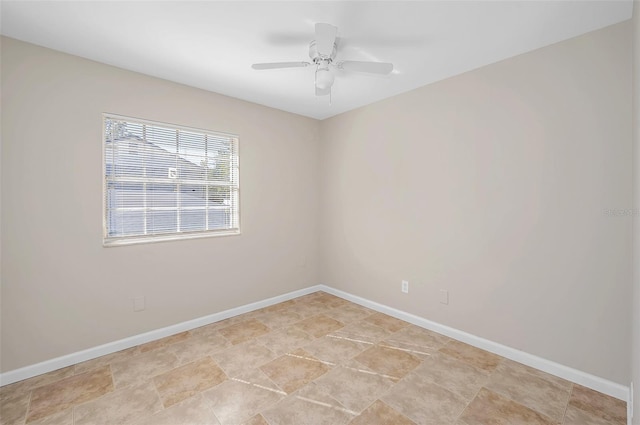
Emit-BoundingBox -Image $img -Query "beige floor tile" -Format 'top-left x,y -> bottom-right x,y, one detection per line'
563,404 -> 619,425
168,332 -> 232,365
203,368 -> 286,425
354,345 -> 421,382
211,340 -> 277,378
242,414 -> 270,425
27,409 -> 72,425
363,313 -> 410,333
293,315 -> 345,338
459,388 -> 556,425
384,324 -> 450,351
485,359 -> 572,421
212,311 -> 265,328
260,300 -> 297,314
499,359 -> 573,392
190,322 -> 227,338
286,302 -> 332,319
343,358 -> 381,375
110,349 -> 179,389
331,321 -> 392,344
306,293 -> 349,309
74,348 -> 138,374
1,367 -> 75,398
313,362 -> 395,413
74,380 -> 162,425
302,334 -> 372,365
293,292 -> 327,304
257,310 -> 304,329
5,293 -> 629,425
378,340 -> 437,361
258,326 -> 315,356
438,340 -> 501,372
133,393 -> 220,425
323,304 -> 376,324
412,351 -> 489,401
260,349 -> 331,394
135,332 -> 191,354
381,372 -> 467,425
348,400 -> 417,425
0,391 -> 31,425
26,366 -> 113,423
201,318 -> 237,330
568,385 -> 626,424
262,383 -> 355,425
218,319 -> 271,345
154,356 -> 227,408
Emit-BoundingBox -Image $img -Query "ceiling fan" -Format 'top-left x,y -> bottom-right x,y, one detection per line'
252,23 -> 394,98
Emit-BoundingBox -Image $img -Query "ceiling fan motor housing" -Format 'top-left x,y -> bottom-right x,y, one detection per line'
309,40 -> 337,63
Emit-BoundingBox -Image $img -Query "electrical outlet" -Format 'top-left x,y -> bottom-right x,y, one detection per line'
440,289 -> 449,305
401,280 -> 409,293
133,296 -> 145,312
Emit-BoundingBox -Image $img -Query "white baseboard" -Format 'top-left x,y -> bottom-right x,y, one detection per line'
318,284 -> 630,402
0,283 -> 630,406
0,285 -> 323,386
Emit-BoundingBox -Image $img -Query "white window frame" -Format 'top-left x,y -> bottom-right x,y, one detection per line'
102,113 -> 240,247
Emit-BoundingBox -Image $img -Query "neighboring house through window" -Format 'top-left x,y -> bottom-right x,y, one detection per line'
103,114 -> 240,246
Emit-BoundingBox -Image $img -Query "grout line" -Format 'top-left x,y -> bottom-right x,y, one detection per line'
294,395 -> 359,416
150,376 -> 166,413
284,352 -> 336,367
355,398 -> 378,416
326,334 -> 375,346
478,384 -> 561,423
455,385 -> 484,423
378,342 -> 434,357
341,365 -> 399,382
23,390 -> 33,425
561,384 -> 575,425
383,337 -> 441,350
230,377 -> 287,396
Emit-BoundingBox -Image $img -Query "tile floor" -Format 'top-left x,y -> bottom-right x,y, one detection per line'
0,291 -> 627,425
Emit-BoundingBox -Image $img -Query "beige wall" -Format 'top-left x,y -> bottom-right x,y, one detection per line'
1,20 -> 634,387
632,1 -> 639,421
320,22 -> 632,384
0,37 -> 321,372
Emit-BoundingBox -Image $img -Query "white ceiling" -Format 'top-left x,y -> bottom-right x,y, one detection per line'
0,1 -> 633,120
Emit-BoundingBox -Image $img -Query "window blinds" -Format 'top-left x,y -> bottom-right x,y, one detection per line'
103,115 -> 239,245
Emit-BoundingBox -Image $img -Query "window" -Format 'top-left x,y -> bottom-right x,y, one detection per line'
103,114 -> 239,246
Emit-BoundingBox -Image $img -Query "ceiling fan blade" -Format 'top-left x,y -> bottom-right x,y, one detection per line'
315,23 -> 337,57
251,62 -> 310,70
339,61 -> 394,75
315,86 -> 331,97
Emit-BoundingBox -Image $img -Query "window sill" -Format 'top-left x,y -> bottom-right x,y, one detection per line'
103,229 -> 241,247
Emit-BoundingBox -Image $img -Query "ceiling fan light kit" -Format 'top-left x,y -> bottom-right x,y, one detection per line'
252,23 -> 394,99
315,67 -> 334,90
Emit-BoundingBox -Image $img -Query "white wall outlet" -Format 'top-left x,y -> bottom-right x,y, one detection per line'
133,296 -> 145,312
440,289 -> 449,305
401,280 -> 409,293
